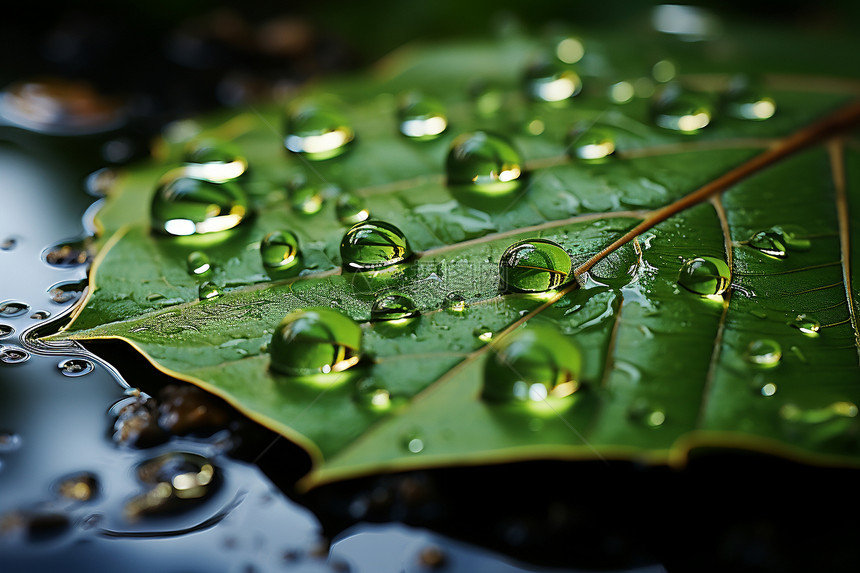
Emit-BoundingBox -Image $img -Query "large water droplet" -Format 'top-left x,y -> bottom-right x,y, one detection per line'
260,231 -> 300,275
482,325 -> 581,403
524,60 -> 581,103
198,281 -> 223,300
789,314 -> 819,335
723,76 -> 775,120
0,346 -> 30,364
677,256 -> 730,296
0,301 -> 29,318
398,92 -> 448,140
269,308 -> 361,376
499,239 -> 571,293
446,131 -> 524,196
0,324 -> 13,338
336,193 -> 370,225
43,238 -> 93,267
58,358 -> 94,377
747,225 -> 810,258
652,85 -> 712,133
48,279 -> 87,304
126,452 -> 217,518
151,177 -> 248,237
183,138 -> 248,182
566,123 -> 616,161
284,100 -> 354,160
745,339 -> 781,367
340,221 -> 412,272
186,251 -> 212,278
371,291 -> 418,322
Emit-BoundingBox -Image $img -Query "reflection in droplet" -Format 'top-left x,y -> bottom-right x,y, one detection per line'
524,61 -> 581,103
290,184 -> 326,215
0,431 -> 22,452
677,256 -> 730,296
336,193 -> 370,226
186,251 -> 212,277
354,379 -> 392,412
371,291 -> 418,322
1,237 -> 17,251
0,324 -> 13,338
48,279 -> 87,304
0,302 -> 29,318
56,472 -> 99,502
58,358 -> 94,377
745,339 -> 781,367
183,138 -> 248,182
269,308 -> 362,376
789,314 -> 819,336
499,239 -> 571,293
473,326 -> 494,344
443,293 -> 467,314
30,311 -> 51,320
0,346 -> 30,364
652,85 -> 712,133
482,325 -> 581,404
126,452 -> 217,518
340,221 -> 412,272
151,177 -> 248,237
724,76 -> 775,120
198,281 -> 222,300
43,238 -> 92,267
397,93 -> 448,140
260,231 -> 300,274
566,124 -> 616,161
747,225 -> 810,258
284,100 -> 354,160
446,131 -> 524,196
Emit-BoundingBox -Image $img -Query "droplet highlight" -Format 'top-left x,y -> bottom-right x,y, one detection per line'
336,193 -> 370,225
652,85 -> 712,133
723,76 -> 775,120
269,308 -> 362,376
151,177 -> 248,237
398,93 -> 448,140
260,231 -> 300,274
183,138 -> 248,182
524,60 -> 581,103
566,124 -> 616,161
745,339 -> 781,367
340,221 -> 412,272
789,314 -> 819,336
747,225 -> 810,259
186,251 -> 212,277
499,239 -> 571,293
446,131 -> 524,196
58,358 -> 94,377
284,100 -> 354,160
198,281 -> 222,300
677,256 -> 730,296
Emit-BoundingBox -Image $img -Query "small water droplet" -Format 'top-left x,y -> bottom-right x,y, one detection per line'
354,379 -> 392,411
0,431 -> 22,452
524,60 -> 581,102
55,472 -> 99,502
0,346 -> 30,364
126,452 -> 217,518
371,291 -> 418,322
198,281 -> 223,300
747,225 -> 810,258
397,92 -> 448,140
652,85 -> 712,133
0,324 -> 13,338
677,256 -> 730,296
1,237 -> 17,250
723,76 -> 776,120
745,339 -> 781,367
151,176 -> 249,237
340,221 -> 412,272
336,193 -> 370,225
30,311 -> 50,320
289,184 -> 326,215
473,326 -> 494,343
183,138 -> 248,182
284,100 -> 354,160
499,239 -> 571,293
402,432 -> 425,454
446,131 -> 524,196
48,279 -> 87,304
566,123 -> 616,161
555,37 -> 584,64
269,308 -> 361,376
260,231 -> 300,275
58,358 -> 94,377
0,301 -> 29,318
443,293 -> 467,314
482,325 -> 581,403
186,251 -> 212,277
789,314 -> 819,336
43,238 -> 92,267
627,399 -> 665,427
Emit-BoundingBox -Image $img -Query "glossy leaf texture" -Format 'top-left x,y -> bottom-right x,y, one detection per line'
49,16 -> 860,489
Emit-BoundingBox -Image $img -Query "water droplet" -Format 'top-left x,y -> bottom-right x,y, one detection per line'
677,256 -> 730,296
371,291 -> 418,322
85,167 -> 117,197
0,346 -> 30,364
482,325 -> 581,403
284,100 -> 354,160
48,279 -> 87,304
524,60 -> 581,102
56,472 -> 99,502
0,301 -> 29,318
43,238 -> 92,267
555,37 -> 584,64
789,314 -> 819,336
397,92 -> 448,140
198,281 -> 222,300
652,85 -> 712,133
473,326 -> 494,343
446,131 -> 524,196
126,452 -> 217,518
0,431 -> 22,452
289,184 -> 326,215
183,138 -> 248,182
627,399 -> 666,427
30,311 -> 51,320
151,177 -> 248,237
499,239 -> 571,293
758,381 -> 778,397
1,237 -> 17,250
723,76 -> 775,120
566,123 -> 616,161
260,231 -> 300,275
747,225 -> 810,258
186,251 -> 212,277
402,432 -> 425,454
336,193 -> 370,225
58,358 -> 94,377
0,324 -> 13,338
354,379 -> 392,411
269,308 -> 361,376
745,339 -> 781,367
340,221 -> 412,272
443,293 -> 467,314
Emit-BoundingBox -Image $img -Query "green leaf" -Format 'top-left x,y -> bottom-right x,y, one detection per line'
49,20 -> 860,489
